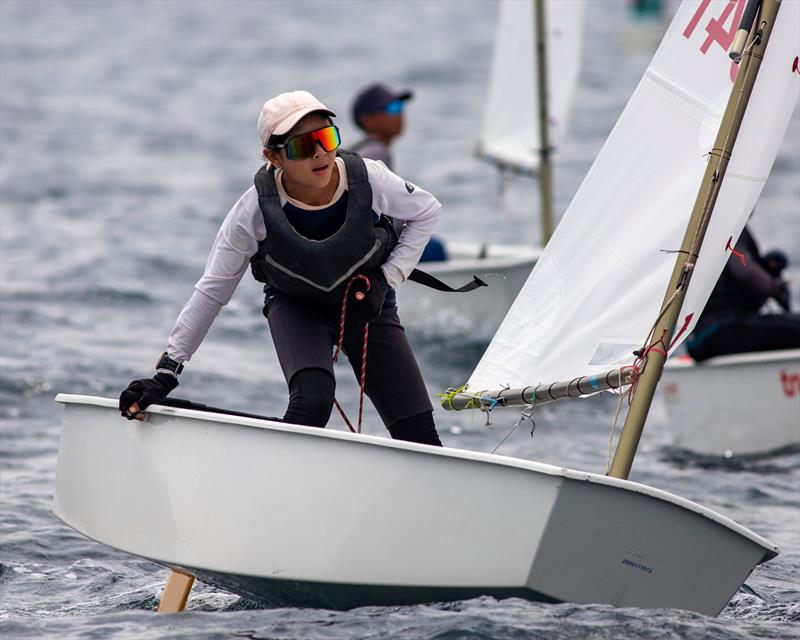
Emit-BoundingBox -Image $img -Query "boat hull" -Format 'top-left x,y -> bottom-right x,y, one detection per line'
53,395 -> 776,615
662,349 -> 800,457
395,242 -> 540,339
187,567 -> 552,610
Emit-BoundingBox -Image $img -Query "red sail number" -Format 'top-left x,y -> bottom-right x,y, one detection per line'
683,0 -> 746,82
780,370 -> 800,398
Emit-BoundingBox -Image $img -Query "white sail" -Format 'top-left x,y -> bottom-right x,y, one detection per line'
468,0 -> 799,392
478,0 -> 586,173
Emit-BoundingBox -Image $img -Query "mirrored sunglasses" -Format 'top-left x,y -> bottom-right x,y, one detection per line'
270,125 -> 341,160
384,100 -> 404,115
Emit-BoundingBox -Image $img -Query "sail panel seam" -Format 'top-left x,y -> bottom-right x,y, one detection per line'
645,68 -> 727,121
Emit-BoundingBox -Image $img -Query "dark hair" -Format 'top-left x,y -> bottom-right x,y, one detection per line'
266,132 -> 287,148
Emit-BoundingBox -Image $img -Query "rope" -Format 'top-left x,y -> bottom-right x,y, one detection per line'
627,329 -> 669,405
435,385 -> 503,415
685,23 -> 759,276
356,322 -> 369,432
622,271 -> 687,408
332,274 -> 371,434
606,367 -> 628,474
435,384 -> 474,410
438,383 -> 542,415
491,402 -> 537,454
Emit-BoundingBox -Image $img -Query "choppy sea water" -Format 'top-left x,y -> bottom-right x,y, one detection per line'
1,0 -> 798,638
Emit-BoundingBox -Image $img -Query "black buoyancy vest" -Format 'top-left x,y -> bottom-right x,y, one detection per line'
249,150 -> 398,305
701,228 -> 766,317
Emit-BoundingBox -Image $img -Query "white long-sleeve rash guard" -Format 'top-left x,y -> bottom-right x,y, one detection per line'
165,157 -> 441,363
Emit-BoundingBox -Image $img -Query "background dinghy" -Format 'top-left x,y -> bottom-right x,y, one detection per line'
395,0 -> 585,340
394,241 -> 541,339
662,349 -> 800,457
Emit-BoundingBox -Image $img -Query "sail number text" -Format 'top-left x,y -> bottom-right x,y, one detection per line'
683,0 -> 746,82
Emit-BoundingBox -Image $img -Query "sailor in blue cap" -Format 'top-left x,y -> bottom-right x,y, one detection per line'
350,83 -> 413,170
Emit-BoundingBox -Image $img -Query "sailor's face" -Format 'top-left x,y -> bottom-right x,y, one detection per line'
359,108 -> 404,140
279,114 -> 338,191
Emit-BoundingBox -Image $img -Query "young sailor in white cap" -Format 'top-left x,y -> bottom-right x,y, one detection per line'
119,90 -> 443,445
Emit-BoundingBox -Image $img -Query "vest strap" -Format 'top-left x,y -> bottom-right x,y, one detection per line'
407,269 -> 487,293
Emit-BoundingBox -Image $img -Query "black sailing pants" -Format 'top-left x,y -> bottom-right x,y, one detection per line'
265,291 -> 441,446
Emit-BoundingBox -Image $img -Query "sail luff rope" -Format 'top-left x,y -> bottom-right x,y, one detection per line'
606,367 -> 627,473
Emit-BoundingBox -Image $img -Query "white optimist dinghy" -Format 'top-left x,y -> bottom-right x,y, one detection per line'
54,393 -> 776,615
662,349 -> 800,457
397,1 -> 585,338
53,0 -> 796,617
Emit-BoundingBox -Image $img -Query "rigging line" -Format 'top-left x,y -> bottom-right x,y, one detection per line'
606,368 -> 627,474
633,279 -> 686,368
491,404 -> 536,455
686,165 -> 721,264
633,273 -> 686,359
715,23 -> 760,166
628,327 -> 669,404
688,20 -> 761,258
491,419 -> 520,454
740,26 -> 761,59
684,29 -> 759,265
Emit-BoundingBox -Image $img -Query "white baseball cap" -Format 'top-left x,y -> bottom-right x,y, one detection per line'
257,90 -> 336,147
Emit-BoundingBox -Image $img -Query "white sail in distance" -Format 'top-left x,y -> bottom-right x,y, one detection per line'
468,0 -> 799,393
478,0 -> 586,174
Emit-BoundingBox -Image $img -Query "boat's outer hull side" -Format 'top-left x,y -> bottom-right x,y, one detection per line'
662,350 -> 800,456
53,396 -> 775,615
54,401 -> 560,589
395,243 -> 540,339
185,567 -> 556,610
528,477 -> 768,615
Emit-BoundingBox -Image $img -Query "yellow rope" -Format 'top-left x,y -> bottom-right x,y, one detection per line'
435,384 -> 480,410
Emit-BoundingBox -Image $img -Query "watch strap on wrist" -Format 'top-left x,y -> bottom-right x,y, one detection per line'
155,351 -> 184,376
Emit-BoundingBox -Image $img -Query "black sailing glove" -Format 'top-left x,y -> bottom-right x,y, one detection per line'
119,372 -> 178,420
349,270 -> 390,322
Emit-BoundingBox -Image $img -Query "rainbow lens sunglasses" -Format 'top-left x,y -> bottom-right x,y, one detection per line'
270,125 -> 341,160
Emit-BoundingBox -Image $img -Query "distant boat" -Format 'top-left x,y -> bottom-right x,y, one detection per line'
662,349 -> 800,457
477,0 -> 585,176
52,0 -> 797,617
395,241 -> 541,340
397,1 -> 585,339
